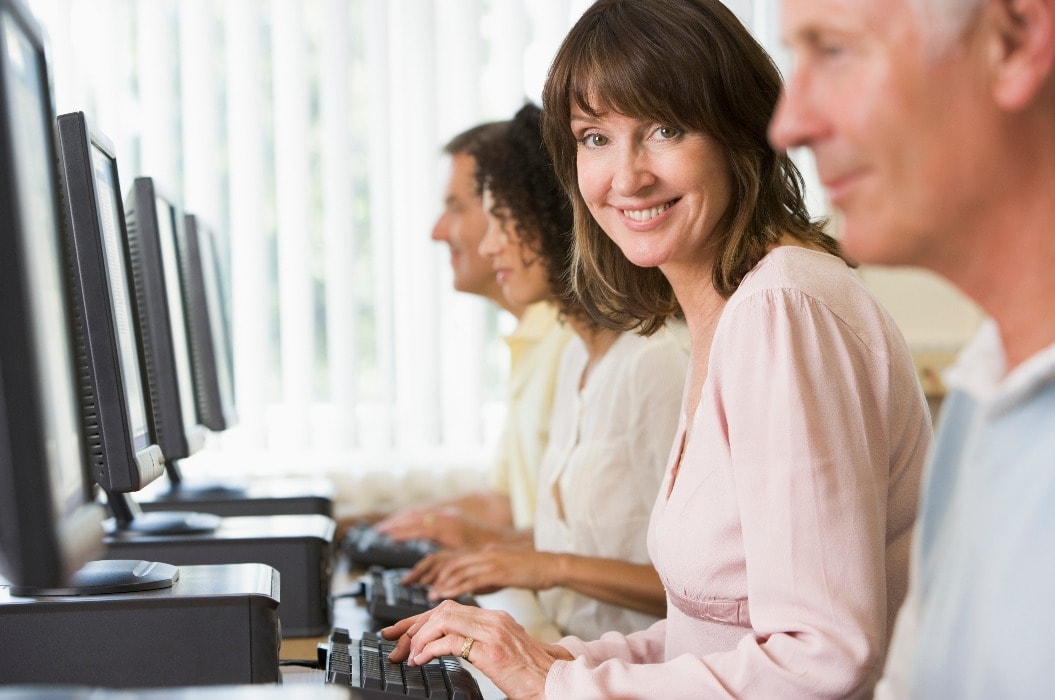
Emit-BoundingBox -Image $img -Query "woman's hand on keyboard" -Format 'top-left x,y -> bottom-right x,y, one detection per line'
400,548 -> 465,586
376,505 -> 517,550
373,505 -> 460,545
381,600 -> 574,700
407,546 -> 559,601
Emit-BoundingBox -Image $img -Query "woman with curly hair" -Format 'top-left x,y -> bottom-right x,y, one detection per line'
383,1 -> 932,698
401,102 -> 688,641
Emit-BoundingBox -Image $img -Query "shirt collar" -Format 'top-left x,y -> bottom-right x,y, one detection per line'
504,301 -> 560,345
945,319 -> 1055,415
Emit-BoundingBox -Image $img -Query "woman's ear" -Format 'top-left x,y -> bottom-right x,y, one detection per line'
985,0 -> 1055,110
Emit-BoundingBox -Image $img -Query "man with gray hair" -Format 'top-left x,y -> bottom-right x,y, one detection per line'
770,0 -> 1055,696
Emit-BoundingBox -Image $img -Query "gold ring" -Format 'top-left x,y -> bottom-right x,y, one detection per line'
459,636 -> 474,661
423,514 -> 435,529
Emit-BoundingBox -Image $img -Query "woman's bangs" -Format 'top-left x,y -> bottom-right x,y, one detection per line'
567,38 -> 677,126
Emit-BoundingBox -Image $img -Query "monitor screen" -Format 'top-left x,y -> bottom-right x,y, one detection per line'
0,0 -> 105,590
92,141 -> 152,452
183,214 -> 238,432
56,110 -> 165,494
154,197 -> 202,444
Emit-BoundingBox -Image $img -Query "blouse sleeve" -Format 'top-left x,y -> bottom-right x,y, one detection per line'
552,618 -> 668,669
875,548 -> 922,698
712,289 -> 896,696
546,287 -> 906,698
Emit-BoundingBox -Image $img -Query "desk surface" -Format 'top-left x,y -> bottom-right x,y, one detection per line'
280,558 -> 563,699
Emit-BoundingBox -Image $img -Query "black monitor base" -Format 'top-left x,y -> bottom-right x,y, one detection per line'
10,559 -> 178,597
138,475 -> 335,518
163,480 -> 250,500
109,510 -> 223,536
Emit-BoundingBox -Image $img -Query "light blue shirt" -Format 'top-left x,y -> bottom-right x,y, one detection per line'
878,321 -> 1055,699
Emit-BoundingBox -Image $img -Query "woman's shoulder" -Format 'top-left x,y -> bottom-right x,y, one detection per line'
739,245 -> 860,295
730,245 -> 887,318
721,245 -> 908,361
616,320 -> 691,362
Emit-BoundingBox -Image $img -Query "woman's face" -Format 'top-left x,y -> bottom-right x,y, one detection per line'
571,105 -> 733,277
477,188 -> 551,307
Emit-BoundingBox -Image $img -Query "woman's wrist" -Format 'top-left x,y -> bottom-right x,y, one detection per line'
544,552 -> 571,590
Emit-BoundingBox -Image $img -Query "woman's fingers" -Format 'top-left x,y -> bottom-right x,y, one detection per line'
379,609 -> 433,662
403,551 -> 446,585
383,601 -> 554,699
430,557 -> 500,599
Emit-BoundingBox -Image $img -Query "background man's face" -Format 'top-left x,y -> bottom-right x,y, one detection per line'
770,0 -> 995,273
432,153 -> 502,298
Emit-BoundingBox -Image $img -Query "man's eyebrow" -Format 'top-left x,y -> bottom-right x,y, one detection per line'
784,25 -> 826,47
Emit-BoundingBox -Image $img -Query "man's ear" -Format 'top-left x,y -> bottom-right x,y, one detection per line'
986,0 -> 1055,109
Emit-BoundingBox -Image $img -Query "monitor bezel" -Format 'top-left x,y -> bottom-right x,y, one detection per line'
55,110 -> 166,494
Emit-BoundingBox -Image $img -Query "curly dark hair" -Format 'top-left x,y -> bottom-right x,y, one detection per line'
468,103 -> 584,320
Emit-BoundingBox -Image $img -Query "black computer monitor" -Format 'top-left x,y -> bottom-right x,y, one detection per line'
56,113 -> 165,494
0,0 -> 136,594
56,112 -> 220,538
182,213 -> 238,433
124,177 -> 208,475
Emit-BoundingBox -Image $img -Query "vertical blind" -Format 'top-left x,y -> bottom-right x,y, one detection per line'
27,0 -> 787,479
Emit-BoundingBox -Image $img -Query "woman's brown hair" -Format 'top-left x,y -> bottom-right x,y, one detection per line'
542,0 -> 837,335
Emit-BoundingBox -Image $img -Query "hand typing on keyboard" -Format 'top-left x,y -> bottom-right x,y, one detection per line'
382,600 -> 574,700
402,545 -> 556,601
374,505 -> 515,550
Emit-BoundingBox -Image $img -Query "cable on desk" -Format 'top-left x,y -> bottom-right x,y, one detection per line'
333,592 -> 364,601
331,579 -> 366,600
279,659 -> 321,669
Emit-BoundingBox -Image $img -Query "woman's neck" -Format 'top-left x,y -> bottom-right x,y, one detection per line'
567,316 -> 621,389
661,261 -> 727,428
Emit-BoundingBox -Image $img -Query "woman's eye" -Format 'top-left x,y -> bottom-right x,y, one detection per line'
578,133 -> 608,148
655,125 -> 682,140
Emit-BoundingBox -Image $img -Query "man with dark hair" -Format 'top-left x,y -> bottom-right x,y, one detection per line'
372,120 -> 571,548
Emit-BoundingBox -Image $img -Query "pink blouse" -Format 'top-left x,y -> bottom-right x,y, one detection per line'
545,247 -> 931,699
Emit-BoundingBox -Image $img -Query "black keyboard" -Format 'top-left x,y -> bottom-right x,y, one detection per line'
320,627 -> 483,700
343,524 -> 439,569
363,567 -> 477,625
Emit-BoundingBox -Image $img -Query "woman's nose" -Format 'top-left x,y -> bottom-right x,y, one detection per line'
610,145 -> 656,196
478,219 -> 503,258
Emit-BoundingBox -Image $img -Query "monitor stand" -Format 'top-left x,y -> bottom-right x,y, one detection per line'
104,513 -> 336,637
106,490 -> 222,535
135,460 -> 336,519
0,562 -> 281,687
9,559 -> 179,597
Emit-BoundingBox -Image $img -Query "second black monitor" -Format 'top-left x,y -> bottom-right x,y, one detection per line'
124,176 -> 207,468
